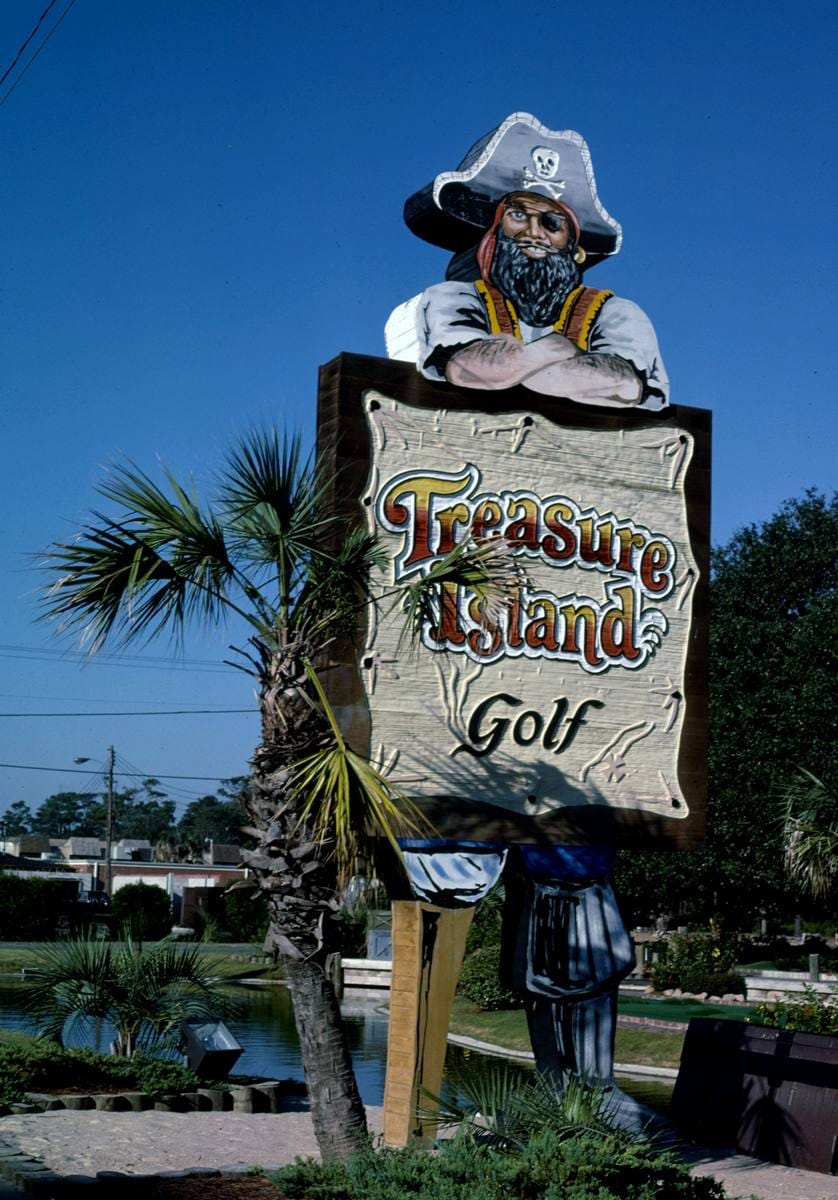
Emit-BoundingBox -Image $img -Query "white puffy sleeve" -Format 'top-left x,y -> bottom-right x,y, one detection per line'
415,282 -> 491,382
588,297 -> 670,409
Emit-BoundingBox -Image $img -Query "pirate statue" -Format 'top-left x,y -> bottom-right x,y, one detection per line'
382,114 -> 668,1140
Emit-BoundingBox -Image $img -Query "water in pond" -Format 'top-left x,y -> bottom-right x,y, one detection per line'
0,979 -> 672,1114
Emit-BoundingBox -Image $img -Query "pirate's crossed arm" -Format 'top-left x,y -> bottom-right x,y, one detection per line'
445,332 -> 644,406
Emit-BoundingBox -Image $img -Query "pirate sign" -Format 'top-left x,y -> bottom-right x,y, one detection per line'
386,112 -> 668,410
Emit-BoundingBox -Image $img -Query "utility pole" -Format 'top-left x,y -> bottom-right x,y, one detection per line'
104,745 -> 115,896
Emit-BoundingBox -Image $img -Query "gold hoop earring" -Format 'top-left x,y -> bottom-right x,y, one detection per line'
574,246 -> 587,265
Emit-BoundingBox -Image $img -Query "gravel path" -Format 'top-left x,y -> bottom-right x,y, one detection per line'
0,1108 -> 382,1176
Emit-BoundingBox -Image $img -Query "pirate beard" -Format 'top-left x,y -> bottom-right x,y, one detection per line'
489,232 -> 581,326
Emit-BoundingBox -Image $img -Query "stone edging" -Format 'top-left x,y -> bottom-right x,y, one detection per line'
1,1081 -> 294,1119
0,1142 -> 274,1197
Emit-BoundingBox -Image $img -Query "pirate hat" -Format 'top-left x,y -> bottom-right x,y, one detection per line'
404,112 -> 622,266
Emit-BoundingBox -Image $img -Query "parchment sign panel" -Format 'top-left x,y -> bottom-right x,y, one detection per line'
317,354 -> 710,848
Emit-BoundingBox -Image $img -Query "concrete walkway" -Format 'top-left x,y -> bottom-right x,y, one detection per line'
2,1108 -> 838,1199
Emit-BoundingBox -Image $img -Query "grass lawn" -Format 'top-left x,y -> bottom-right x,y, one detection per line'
0,944 -> 284,981
448,998 -> 686,1069
0,948 -> 39,974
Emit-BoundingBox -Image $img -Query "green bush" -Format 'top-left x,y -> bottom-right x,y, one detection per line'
677,969 -> 746,996
222,888 -> 269,942
272,1128 -> 728,1200
458,944 -> 522,1011
753,986 -> 838,1036
0,1040 -> 214,1106
111,882 -> 171,939
0,874 -> 71,940
651,931 -> 745,994
132,1056 -> 204,1095
464,888 -> 504,956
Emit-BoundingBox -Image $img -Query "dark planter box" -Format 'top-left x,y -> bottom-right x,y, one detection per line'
672,1017 -> 838,1173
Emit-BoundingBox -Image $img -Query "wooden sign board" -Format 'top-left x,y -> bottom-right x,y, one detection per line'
318,353 -> 710,849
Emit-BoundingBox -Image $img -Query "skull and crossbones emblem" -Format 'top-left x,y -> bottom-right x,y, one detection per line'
521,146 -> 566,198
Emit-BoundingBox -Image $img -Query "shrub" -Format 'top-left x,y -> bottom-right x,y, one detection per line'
271,1128 -> 729,1200
464,888 -> 504,956
0,874 -> 71,940
753,986 -> 838,1036
222,888 -> 269,942
677,969 -> 746,997
651,931 -> 745,993
0,1040 -> 213,1106
458,944 -> 522,1011
111,882 -> 171,939
131,1055 -> 203,1095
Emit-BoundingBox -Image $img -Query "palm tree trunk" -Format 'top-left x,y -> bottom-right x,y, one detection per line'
245,644 -> 369,1160
283,955 -> 368,1160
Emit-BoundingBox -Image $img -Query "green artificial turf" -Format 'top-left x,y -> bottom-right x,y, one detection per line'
617,995 -> 758,1023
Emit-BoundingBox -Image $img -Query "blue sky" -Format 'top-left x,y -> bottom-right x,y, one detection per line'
1,0 -> 835,815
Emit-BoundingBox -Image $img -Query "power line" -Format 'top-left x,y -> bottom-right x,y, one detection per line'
0,644 -> 237,674
0,0 -> 59,89
0,0 -> 79,108
0,708 -> 254,717
0,761 -> 233,781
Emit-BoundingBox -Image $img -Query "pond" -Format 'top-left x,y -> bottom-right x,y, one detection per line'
0,978 -> 673,1114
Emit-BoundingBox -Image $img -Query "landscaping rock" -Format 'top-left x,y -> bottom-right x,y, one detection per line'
252,1083 -> 282,1113
59,1096 -> 96,1111
23,1169 -> 66,1197
196,1088 -> 226,1112
119,1092 -> 152,1112
92,1094 -> 132,1112
230,1086 -> 256,1114
8,1104 -> 40,1115
24,1093 -> 65,1111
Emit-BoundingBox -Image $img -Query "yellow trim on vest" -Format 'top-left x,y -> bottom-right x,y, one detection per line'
476,280 -> 612,350
475,280 -> 502,334
501,295 -> 521,339
574,289 -> 614,350
554,285 -> 585,337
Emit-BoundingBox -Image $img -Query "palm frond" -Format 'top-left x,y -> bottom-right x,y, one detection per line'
420,1067 -> 618,1151
298,528 -> 388,636
289,663 -> 431,880
394,537 -> 521,653
22,935 -> 238,1055
41,461 -> 267,650
221,430 -> 332,580
781,769 -> 838,900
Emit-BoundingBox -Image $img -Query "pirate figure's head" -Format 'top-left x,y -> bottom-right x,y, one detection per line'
403,112 -> 622,273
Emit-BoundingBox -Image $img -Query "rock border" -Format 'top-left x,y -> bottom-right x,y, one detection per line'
0,1081 -> 301,1118
0,1140 -> 275,1197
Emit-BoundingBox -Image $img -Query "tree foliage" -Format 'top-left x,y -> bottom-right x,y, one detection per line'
617,490 -> 838,929
111,881 -> 172,939
0,874 -> 73,939
1,801 -> 33,837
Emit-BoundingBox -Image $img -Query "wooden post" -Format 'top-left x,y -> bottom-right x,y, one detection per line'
383,900 -> 474,1146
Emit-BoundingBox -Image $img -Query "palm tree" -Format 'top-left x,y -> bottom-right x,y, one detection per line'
41,430 -> 501,1159
24,935 -> 236,1058
782,769 -> 838,901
